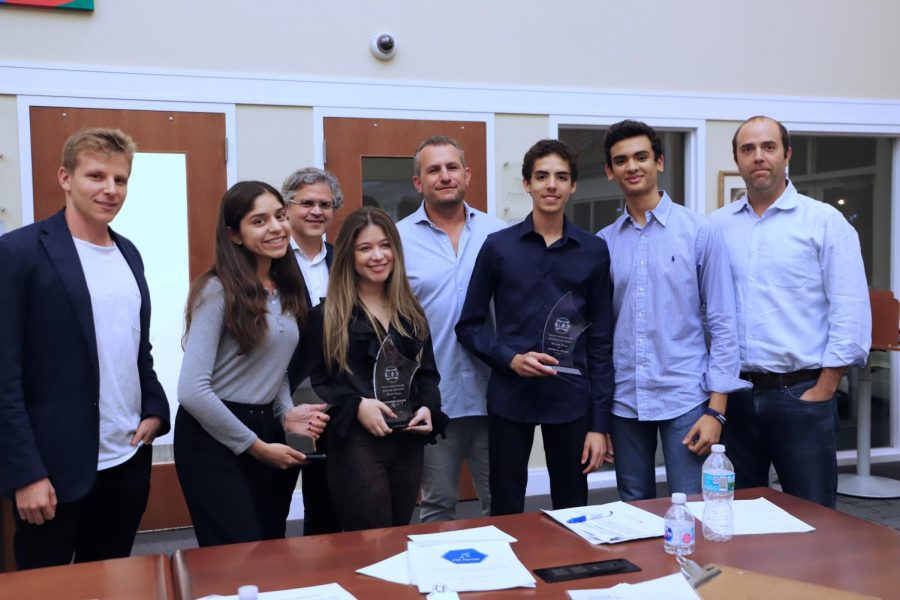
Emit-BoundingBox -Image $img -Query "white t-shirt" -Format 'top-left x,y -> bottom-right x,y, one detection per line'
291,238 -> 329,306
73,237 -> 143,471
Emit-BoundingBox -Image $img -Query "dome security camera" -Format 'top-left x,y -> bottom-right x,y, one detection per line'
370,32 -> 397,61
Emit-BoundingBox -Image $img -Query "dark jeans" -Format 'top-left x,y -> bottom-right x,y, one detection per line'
610,403 -> 707,501
489,414 -> 589,516
175,403 -> 299,547
13,444 -> 152,570
724,380 -> 838,508
326,424 -> 424,531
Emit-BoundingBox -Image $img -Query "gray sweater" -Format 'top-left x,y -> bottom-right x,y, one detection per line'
177,277 -> 299,454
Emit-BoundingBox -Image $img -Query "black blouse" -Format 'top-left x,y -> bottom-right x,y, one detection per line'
300,302 -> 447,441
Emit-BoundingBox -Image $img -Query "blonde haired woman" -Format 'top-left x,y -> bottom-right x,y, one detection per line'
301,206 -> 447,531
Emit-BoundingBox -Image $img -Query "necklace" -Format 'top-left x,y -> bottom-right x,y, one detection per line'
267,288 -> 284,333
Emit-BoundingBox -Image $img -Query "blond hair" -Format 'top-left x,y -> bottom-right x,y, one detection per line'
323,207 -> 429,375
61,127 -> 136,172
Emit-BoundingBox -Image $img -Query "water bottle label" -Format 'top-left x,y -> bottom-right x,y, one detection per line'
664,523 -> 695,546
703,471 -> 735,492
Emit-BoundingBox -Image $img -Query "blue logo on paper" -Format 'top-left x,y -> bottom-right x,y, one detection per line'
442,548 -> 487,564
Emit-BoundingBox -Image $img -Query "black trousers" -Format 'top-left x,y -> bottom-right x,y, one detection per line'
326,424 -> 423,531
13,443 -> 152,570
174,402 -> 299,547
489,414 -> 589,516
301,429 -> 342,535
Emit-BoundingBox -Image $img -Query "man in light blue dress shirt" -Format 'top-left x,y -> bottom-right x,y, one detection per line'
598,120 -> 748,500
710,116 -> 871,508
397,136 -> 505,521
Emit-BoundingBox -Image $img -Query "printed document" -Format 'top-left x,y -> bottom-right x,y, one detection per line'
543,501 -> 664,544
566,572 -> 699,599
356,525 -> 522,588
407,539 -> 536,593
686,497 -> 815,534
198,582 -> 357,600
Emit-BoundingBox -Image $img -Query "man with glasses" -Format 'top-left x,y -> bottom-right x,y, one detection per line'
283,167 -> 342,309
282,167 -> 343,534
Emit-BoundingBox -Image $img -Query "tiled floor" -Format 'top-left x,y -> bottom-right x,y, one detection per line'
835,461 -> 900,530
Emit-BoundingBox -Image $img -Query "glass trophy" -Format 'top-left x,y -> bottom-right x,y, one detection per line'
542,291 -> 592,375
373,335 -> 419,429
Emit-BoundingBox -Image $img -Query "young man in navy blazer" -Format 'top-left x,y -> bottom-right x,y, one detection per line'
0,128 -> 170,569
283,167 -> 342,534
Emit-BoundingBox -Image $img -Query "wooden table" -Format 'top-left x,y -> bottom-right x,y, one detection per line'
172,488 -> 900,599
0,553 -> 175,599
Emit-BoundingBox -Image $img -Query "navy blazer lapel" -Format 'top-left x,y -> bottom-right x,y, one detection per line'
39,211 -> 99,374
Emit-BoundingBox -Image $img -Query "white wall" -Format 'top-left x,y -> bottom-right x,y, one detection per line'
0,96 -> 21,234
494,114 -> 549,223
705,120 -> 742,214
1,1 -> 899,99
236,105 -> 314,189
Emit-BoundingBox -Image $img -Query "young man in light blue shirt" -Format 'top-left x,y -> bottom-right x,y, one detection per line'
710,116 -> 871,508
396,136 -> 505,521
598,120 -> 747,500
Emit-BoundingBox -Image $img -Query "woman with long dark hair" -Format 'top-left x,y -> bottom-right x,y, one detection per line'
303,206 -> 447,531
175,180 -> 325,546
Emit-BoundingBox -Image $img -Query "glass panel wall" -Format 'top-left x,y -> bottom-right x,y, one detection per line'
116,153 -> 189,447
361,157 -> 418,222
791,135 -> 894,450
559,127 -> 687,234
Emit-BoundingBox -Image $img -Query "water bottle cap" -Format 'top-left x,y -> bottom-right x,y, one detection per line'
672,492 -> 686,503
711,444 -> 725,453
238,585 -> 259,599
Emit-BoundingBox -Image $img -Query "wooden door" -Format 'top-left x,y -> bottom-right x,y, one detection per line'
25,106 -> 228,541
323,117 -> 487,238
30,107 -> 227,280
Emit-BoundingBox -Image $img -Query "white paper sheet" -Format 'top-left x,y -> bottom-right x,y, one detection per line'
355,550 -> 411,585
356,525 -> 520,586
566,572 -> 700,600
197,582 -> 357,600
407,540 -> 536,593
686,497 -> 815,535
408,525 -> 517,545
543,501 -> 664,544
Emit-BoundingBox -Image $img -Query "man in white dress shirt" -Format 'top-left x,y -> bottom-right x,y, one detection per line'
283,167 -> 343,533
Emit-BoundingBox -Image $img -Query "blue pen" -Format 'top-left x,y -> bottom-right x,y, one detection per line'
566,510 -> 613,523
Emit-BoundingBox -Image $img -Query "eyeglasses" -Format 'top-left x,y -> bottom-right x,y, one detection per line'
288,199 -> 335,211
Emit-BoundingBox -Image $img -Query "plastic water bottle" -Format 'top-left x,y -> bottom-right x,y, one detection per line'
663,492 -> 695,555
701,443 -> 735,542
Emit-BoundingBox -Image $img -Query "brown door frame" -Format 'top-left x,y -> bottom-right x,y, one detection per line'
320,114 -> 493,237
12,101 -> 233,555
28,105 -> 230,280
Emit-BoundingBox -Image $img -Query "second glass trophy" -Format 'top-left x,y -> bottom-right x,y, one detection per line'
542,291 -> 592,375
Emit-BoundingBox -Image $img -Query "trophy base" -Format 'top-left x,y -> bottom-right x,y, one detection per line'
553,366 -> 583,375
285,432 -> 317,454
387,420 -> 412,430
